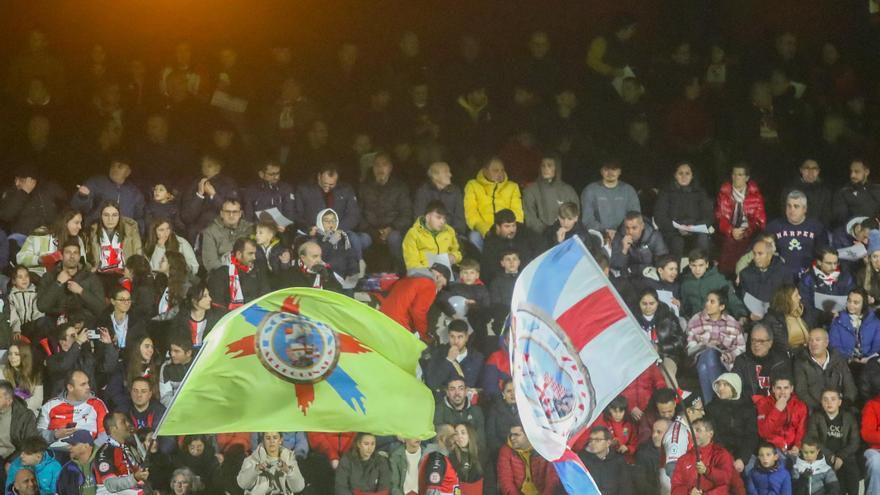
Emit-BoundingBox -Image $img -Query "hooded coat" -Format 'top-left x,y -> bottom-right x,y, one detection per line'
314,208 -> 359,277
705,373 -> 758,463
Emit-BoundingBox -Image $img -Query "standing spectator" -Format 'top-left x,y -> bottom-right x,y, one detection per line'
733,324 -> 792,399
686,290 -> 746,403
767,190 -> 827,279
380,265 -> 448,343
806,389 -> 861,495
798,248 -> 855,326
653,161 -> 714,258
579,426 -> 633,495
16,210 -> 85,277
463,157 -> 523,251
359,151 -> 412,264
412,161 -> 467,237
38,370 -> 109,448
199,198 -> 254,273
180,154 -> 241,243
403,201 -> 461,274
207,238 -> 269,311
580,161 -> 640,242
670,418 -> 736,495
496,423 -> 558,495
293,164 -> 367,259
610,211 -> 668,278
746,442 -> 791,495
781,158 -> 832,228
680,250 -> 747,320
715,163 -> 767,275
755,375 -> 808,455
70,157 -> 146,233
706,373 -> 758,475
0,164 -> 66,238
793,328 -> 857,411
522,153 -> 578,236
829,287 -> 880,360
237,432 -> 305,495
481,210 -> 536,284
241,159 -> 296,225
833,159 -> 880,227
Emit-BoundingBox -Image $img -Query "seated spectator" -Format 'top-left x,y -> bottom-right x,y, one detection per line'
592,396 -> 638,463
579,425 -> 633,495
620,363 -> 670,426
829,216 -> 874,274
380,264 -> 449,343
486,378 -> 518,455
733,324 -> 792,399
144,182 -> 184,234
449,424 -> 484,495
128,377 -> 171,452
833,158 -> 880,227
158,334 -> 193,407
0,381 -> 38,464
242,158 -> 296,226
103,335 -> 158,413
747,442 -> 791,495
686,290 -> 746,403
464,157 -> 523,251
634,290 -> 686,375
806,388 -> 860,495
70,157 -> 145,232
424,319 -> 484,391
199,198 -> 254,273
9,469 -> 37,495
5,436 -> 60,495
94,412 -> 149,493
16,210 -> 85,277
179,154 -> 240,242
489,250 -> 520,326
633,418 -> 670,495
273,241 -> 342,292
792,437 -> 840,495
44,323 -> 116,400
542,201 -> 598,252
610,211 -> 668,278
237,431 -> 305,495
480,333 -> 511,399
793,328 -> 857,411
359,151 -> 412,264
637,388 -> 678,446
389,438 -> 421,495
781,158 -> 831,227
755,375 -> 807,455
581,160 -> 640,243
829,287 -> 880,360
253,220 -> 283,273
670,418 -> 735,495
84,200 -> 143,287
168,467 -> 197,495
403,201 -> 461,275
419,424 -> 460,495
207,238 -> 269,310
0,343 -> 43,415
335,432 -> 391,495
705,373 -> 758,475
680,249 -> 747,320
293,164 -> 367,259
98,287 -> 147,351
767,190 -> 827,280
173,282 -> 223,348
856,229 -> 880,306
653,161 -> 714,258
481,209 -> 535,284
412,161 -> 467,237
644,255 -> 682,312
55,430 -> 97,495
663,393 -> 705,475
123,254 -> 159,321
715,163 -> 766,275
738,238 -> 791,319
762,284 -> 810,353
313,208 -> 358,278
497,423 -> 558,495
154,251 -> 193,323
38,370 -> 109,449
798,248 -> 855,326
433,378 -> 486,455
0,164 -> 65,237
144,218 -> 199,276
437,258 -> 490,349
522,153 -> 579,236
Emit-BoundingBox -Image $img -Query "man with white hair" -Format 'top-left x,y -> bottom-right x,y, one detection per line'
766,189 -> 826,279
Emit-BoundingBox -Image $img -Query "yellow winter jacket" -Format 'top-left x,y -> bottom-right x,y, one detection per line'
402,217 -> 462,270
463,170 -> 524,235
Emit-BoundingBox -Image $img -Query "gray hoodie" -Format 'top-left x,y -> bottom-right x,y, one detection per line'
522,169 -> 579,235
580,180 -> 640,232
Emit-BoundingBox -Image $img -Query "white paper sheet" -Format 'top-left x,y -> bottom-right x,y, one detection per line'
672,221 -> 714,234
743,292 -> 769,318
612,66 -> 636,96
814,293 -> 848,313
656,289 -> 680,317
838,243 -> 867,262
256,207 -> 294,228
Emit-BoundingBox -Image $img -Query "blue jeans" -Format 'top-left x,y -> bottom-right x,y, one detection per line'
468,230 -> 484,252
696,348 -> 724,405
347,231 -> 372,260
866,449 -> 880,494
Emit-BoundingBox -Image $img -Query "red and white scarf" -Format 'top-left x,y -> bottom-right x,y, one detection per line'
812,261 -> 841,287
228,256 -> 251,309
99,229 -> 125,272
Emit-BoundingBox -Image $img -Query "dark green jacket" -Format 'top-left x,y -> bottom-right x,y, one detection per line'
680,267 -> 747,319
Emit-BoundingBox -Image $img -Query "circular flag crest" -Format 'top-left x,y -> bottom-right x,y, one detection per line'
512,303 -> 596,434
256,311 -> 340,384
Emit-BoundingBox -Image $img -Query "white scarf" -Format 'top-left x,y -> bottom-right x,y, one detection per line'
731,187 -> 747,228
99,229 -> 125,271
158,287 -> 171,315
228,260 -> 245,308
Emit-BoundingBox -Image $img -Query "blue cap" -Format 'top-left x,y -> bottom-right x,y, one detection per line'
869,229 -> 880,255
61,430 -> 94,446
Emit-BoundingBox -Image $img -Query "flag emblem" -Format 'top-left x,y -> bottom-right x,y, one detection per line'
255,311 -> 340,384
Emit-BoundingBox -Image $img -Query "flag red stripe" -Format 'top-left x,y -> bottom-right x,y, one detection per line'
556,287 -> 626,349
225,335 -> 256,358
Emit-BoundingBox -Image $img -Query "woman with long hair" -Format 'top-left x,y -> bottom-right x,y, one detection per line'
450,423 -> 484,495
104,334 -> 160,412
154,251 -> 191,321
173,282 -> 223,349
86,200 -> 142,292
335,432 -> 391,495
0,343 -> 43,415
16,209 -> 86,275
858,233 -> 880,308
144,218 -> 199,275
762,284 -> 810,353
829,288 -> 880,363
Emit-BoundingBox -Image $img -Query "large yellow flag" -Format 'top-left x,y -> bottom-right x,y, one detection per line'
157,288 -> 435,439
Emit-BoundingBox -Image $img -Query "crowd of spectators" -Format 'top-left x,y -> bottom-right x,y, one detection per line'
4,10 -> 880,495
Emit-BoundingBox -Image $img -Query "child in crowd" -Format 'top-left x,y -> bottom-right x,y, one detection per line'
312,208 -> 358,277
253,219 -> 282,272
5,436 -> 62,495
648,254 -> 682,313
747,441 -> 791,495
594,395 -> 638,463
145,182 -> 183,232
791,437 -> 840,495
7,265 -> 43,337
439,258 -> 491,349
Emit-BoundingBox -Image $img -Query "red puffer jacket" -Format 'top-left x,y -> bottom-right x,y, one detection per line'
671,443 -> 736,495
861,397 -> 880,449
379,276 -> 438,342
496,444 -> 559,495
714,181 -> 766,237
754,394 -> 808,451
621,365 -> 668,416
308,432 -> 356,462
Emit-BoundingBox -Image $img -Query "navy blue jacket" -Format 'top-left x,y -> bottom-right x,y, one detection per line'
242,179 -> 296,224
739,256 -> 791,303
798,267 -> 855,326
293,182 -> 360,232
70,175 -> 146,233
